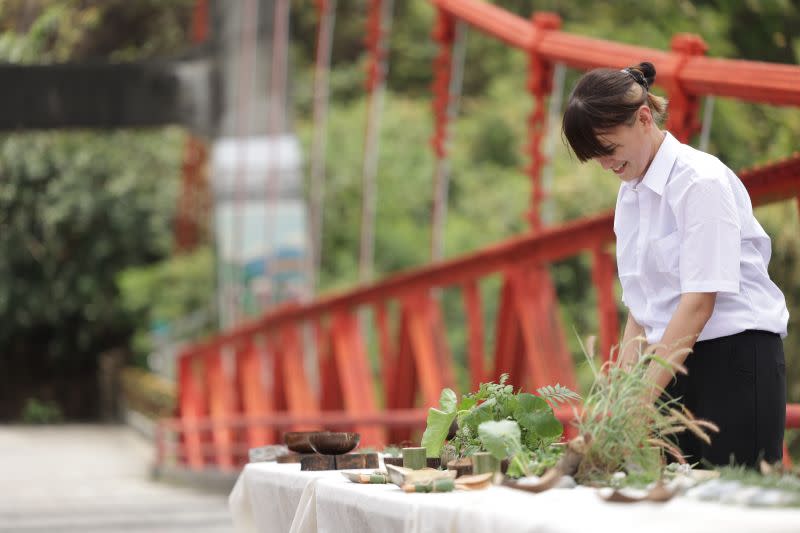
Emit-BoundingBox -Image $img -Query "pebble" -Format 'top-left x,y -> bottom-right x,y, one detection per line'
554,475 -> 576,489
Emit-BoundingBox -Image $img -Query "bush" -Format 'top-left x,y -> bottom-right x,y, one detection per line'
20,398 -> 63,424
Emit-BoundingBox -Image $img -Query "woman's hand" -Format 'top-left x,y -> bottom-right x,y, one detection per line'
618,312 -> 646,370
643,292 -> 716,404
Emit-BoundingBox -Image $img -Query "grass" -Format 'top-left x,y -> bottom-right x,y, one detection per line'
573,335 -> 718,485
707,465 -> 800,507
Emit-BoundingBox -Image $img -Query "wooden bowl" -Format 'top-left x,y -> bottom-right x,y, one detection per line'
308,432 -> 360,455
284,431 -> 319,454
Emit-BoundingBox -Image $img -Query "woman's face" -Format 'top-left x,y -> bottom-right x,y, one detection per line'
593,107 -> 656,183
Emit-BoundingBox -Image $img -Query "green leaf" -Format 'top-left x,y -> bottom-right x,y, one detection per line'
498,393 -> 518,418
457,395 -> 477,412
515,393 -> 549,415
420,388 -> 458,458
478,420 -> 521,460
439,388 -> 457,413
513,393 -> 549,430
460,397 -> 496,433
535,384 -> 581,407
536,414 -> 564,439
514,393 -> 563,444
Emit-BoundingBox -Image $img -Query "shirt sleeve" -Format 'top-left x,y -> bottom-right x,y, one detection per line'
677,177 -> 741,293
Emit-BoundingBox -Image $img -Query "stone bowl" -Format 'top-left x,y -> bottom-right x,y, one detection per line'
284,431 -> 320,454
308,432 -> 360,455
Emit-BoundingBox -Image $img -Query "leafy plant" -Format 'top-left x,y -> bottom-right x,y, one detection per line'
421,374 -> 580,476
477,419 -> 538,478
117,246 -> 217,368
20,398 -> 63,424
0,129 -> 183,415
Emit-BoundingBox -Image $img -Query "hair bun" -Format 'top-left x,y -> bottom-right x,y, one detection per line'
637,61 -> 656,87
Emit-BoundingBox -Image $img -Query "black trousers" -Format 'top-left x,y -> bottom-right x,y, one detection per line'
663,330 -> 786,468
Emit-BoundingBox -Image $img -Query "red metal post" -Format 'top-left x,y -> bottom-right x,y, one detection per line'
527,265 -> 576,388
463,280 -> 485,390
392,310 -> 415,410
510,267 -> 577,391
374,301 -> 396,404
430,6 -> 453,162
429,7 -> 455,261
177,353 -> 207,469
508,267 -> 555,390
408,292 -> 456,404
329,312 -> 384,445
430,295 -> 457,391
591,247 -> 620,363
525,12 -> 561,231
317,318 -> 343,411
175,136 -> 209,253
205,347 -> 237,469
364,0 -> 386,94
237,337 -> 276,448
190,0 -> 210,44
387,309 -> 416,443
359,0 -> 392,283
493,276 -> 516,380
278,326 -> 318,421
664,34 -> 708,143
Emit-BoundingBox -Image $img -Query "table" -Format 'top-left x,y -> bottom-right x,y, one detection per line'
229,462 -> 800,533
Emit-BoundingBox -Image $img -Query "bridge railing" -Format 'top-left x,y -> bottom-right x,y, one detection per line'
166,153 -> 800,470
165,0 -> 800,471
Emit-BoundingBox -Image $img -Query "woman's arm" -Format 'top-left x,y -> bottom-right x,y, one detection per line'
618,312 -> 646,369
643,292 -> 716,403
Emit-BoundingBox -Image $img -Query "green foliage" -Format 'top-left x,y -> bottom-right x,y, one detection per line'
576,337 -> 717,485
420,388 -> 459,458
0,129 -> 183,371
421,374 -> 580,467
477,419 -> 521,460
0,0 -> 193,64
712,465 -> 800,507
117,247 -> 217,366
536,384 -> 583,408
470,115 -> 520,167
0,1 -> 196,411
20,398 -> 63,424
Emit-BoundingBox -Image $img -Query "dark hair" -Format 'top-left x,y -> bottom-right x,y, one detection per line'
562,61 -> 668,162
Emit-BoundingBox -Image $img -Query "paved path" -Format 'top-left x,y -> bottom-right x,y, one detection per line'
0,425 -> 234,532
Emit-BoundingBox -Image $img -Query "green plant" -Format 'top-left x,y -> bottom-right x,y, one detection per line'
477,420 -> 528,475
21,398 -> 63,424
711,465 -> 800,507
420,374 -> 579,477
117,246 -> 217,367
575,336 -> 718,485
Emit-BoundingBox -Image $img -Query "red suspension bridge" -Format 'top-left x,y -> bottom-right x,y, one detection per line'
163,0 -> 800,472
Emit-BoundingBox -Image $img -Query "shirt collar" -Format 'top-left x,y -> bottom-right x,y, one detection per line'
622,131 -> 679,196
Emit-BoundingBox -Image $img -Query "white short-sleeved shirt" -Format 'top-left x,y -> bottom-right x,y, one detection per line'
614,131 -> 789,344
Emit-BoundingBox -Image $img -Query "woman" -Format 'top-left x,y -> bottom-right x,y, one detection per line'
562,62 -> 788,467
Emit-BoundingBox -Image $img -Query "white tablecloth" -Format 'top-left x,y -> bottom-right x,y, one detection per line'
229,462 -> 800,533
